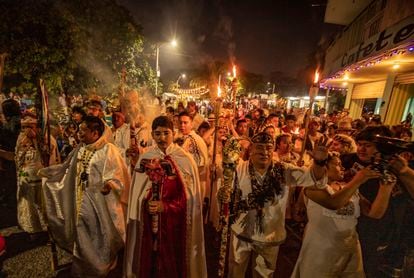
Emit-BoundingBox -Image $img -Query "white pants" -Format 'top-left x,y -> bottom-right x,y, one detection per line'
228,234 -> 280,278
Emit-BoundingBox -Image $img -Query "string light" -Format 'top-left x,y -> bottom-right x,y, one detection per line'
173,86 -> 209,98
323,44 -> 414,84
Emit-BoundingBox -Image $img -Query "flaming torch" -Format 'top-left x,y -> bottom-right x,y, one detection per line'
231,65 -> 238,121
299,70 -> 319,162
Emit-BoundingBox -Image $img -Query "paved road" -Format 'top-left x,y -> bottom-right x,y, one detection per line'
1,224 -> 302,278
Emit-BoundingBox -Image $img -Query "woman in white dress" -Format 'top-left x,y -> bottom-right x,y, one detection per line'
291,152 -> 395,277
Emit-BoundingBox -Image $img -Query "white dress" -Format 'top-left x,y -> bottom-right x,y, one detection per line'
291,185 -> 365,278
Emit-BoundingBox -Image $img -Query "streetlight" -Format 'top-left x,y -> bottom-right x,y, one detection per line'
155,39 -> 177,96
176,73 -> 186,87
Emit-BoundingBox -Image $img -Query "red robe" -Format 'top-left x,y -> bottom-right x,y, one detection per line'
139,160 -> 187,278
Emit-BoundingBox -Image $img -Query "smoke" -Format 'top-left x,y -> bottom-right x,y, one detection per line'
121,87 -> 162,126
213,13 -> 236,65
54,1 -> 124,97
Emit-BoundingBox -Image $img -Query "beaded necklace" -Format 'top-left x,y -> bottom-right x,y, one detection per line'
244,161 -> 285,232
79,148 -> 97,190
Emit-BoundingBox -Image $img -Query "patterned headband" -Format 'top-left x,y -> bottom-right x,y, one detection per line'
251,132 -> 275,145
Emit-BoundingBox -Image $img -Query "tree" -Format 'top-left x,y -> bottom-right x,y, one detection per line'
0,0 -> 156,96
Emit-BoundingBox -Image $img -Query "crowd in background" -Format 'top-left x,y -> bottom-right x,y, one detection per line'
1,91 -> 414,277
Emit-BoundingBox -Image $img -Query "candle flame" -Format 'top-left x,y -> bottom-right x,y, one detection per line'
232,65 -> 237,78
313,70 -> 319,84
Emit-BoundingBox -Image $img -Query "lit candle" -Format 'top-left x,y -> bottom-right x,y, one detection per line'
232,65 -> 237,79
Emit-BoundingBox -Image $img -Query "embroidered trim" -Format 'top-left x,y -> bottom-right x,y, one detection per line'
184,135 -> 202,165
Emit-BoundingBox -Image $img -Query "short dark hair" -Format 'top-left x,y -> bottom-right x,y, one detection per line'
276,134 -> 291,147
355,125 -> 393,142
267,113 -> 278,120
2,99 -> 20,118
152,116 -> 174,131
256,108 -> 265,117
236,119 -> 247,127
83,116 -> 105,136
166,106 -> 175,114
178,111 -> 193,120
72,106 -> 86,117
285,114 -> 297,122
197,121 -> 210,132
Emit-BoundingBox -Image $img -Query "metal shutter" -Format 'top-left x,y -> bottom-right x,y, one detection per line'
351,81 -> 386,99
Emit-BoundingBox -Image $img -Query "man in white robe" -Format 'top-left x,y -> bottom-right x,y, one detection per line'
124,116 -> 207,278
112,111 -> 130,162
39,116 -> 130,277
178,111 -> 209,200
219,132 -> 328,278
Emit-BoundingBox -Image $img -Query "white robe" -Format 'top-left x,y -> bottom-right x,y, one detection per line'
40,136 -> 130,277
113,123 -> 130,162
231,161 -> 326,245
291,185 -> 364,278
124,143 -> 207,278
182,130 -> 209,199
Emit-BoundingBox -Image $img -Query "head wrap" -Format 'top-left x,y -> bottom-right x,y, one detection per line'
251,132 -> 275,145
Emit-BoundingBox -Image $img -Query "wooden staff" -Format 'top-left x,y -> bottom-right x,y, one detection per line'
206,96 -> 222,223
0,53 -> 6,94
218,137 -> 241,277
38,80 -> 59,272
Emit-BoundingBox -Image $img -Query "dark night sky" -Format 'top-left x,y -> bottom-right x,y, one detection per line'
118,0 -> 340,78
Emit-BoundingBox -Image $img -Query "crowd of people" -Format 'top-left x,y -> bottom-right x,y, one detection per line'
1,92 -> 414,277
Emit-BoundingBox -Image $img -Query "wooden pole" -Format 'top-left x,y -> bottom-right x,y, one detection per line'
0,53 -> 7,94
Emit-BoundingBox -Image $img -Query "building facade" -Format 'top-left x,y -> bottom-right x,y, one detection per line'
321,0 -> 414,125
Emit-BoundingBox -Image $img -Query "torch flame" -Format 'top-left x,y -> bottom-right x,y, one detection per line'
313,70 -> 319,84
217,74 -> 222,97
232,65 -> 237,79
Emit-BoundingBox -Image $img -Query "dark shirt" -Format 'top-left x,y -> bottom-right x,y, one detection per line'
0,116 -> 21,151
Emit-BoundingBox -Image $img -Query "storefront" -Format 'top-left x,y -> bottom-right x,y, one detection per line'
321,1 -> 414,125
286,96 -> 326,110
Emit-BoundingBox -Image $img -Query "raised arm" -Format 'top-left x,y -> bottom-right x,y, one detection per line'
360,180 -> 395,219
305,167 -> 381,210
